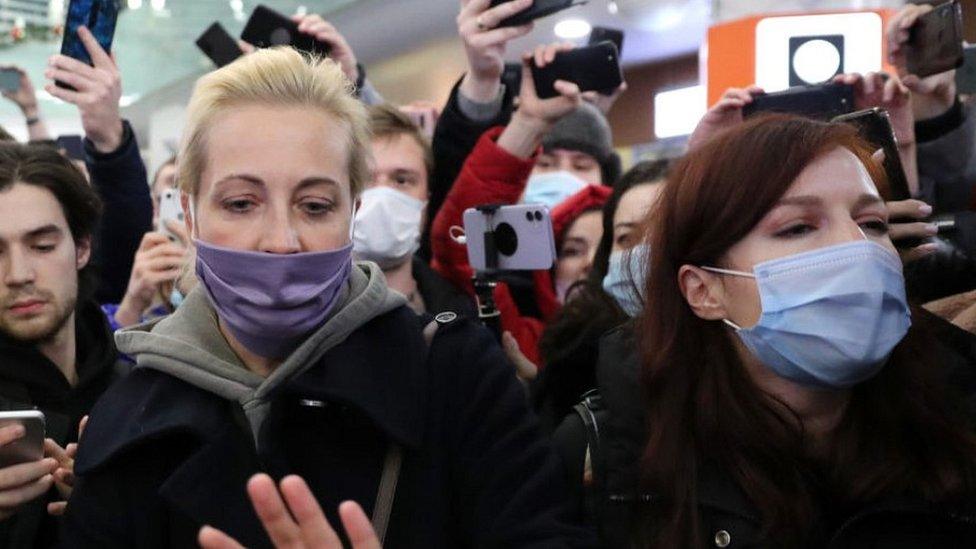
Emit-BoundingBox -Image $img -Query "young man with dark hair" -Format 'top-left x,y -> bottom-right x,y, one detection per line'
0,143 -> 128,547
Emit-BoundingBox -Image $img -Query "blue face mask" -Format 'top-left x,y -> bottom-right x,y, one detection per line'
522,171 -> 588,210
603,244 -> 649,317
169,288 -> 184,309
703,240 -> 911,389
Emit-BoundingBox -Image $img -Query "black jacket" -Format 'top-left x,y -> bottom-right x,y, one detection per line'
61,307 -> 591,548
555,315 -> 976,548
87,121 -> 153,305
0,301 -> 128,549
412,256 -> 477,318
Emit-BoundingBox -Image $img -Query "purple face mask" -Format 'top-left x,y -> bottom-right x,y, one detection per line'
194,240 -> 353,359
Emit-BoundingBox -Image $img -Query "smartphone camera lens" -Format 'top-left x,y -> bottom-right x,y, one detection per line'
525,212 -> 534,222
534,211 -> 543,221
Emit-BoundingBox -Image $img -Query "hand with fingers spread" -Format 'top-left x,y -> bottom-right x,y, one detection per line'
688,86 -> 764,151
0,424 -> 57,522
887,199 -> 940,263
294,14 -> 360,83
886,3 -> 958,121
496,43 -> 583,159
44,26 -> 123,154
45,416 -> 87,516
198,474 -> 381,549
458,0 -> 535,103
114,231 -> 187,328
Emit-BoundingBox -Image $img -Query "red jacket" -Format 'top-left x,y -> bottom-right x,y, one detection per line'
431,127 -> 611,366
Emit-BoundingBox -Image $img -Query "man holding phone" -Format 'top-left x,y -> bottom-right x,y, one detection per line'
0,66 -> 52,143
0,144 -> 129,547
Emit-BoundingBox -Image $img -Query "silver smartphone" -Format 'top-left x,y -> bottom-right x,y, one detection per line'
463,204 -> 556,272
157,188 -> 185,242
0,411 -> 45,468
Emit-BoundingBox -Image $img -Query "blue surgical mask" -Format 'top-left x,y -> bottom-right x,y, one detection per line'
603,244 -> 649,317
169,287 -> 184,309
522,171 -> 588,210
702,240 -> 911,389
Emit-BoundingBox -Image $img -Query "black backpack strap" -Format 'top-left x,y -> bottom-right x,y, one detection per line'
572,389 -> 606,529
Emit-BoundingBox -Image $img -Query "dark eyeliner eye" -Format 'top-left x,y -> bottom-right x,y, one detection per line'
775,224 -> 815,238
861,220 -> 889,234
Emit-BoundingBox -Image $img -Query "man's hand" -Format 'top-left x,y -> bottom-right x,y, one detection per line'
198,474 -> 381,549
294,14 -> 360,83
0,66 -> 40,118
495,43 -> 582,159
502,331 -> 537,382
885,3 -> 957,121
44,26 -> 124,154
115,231 -> 186,328
457,0 -> 534,103
583,82 -> 628,116
687,86 -> 763,151
0,425 -> 57,521
45,416 -> 87,516
887,199 -> 939,264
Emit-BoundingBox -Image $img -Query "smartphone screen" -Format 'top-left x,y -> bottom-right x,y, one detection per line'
60,0 -> 119,66
907,0 -> 965,78
0,69 -> 19,93
196,22 -> 243,68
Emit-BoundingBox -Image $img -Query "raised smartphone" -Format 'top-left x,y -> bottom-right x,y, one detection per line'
463,204 -> 556,272
0,68 -> 20,93
743,83 -> 855,121
589,26 -> 624,57
157,189 -> 185,242
196,22 -> 244,68
906,0 -> 965,78
241,5 -> 330,56
490,0 -> 582,28
833,108 -> 912,201
0,411 -> 45,468
59,0 -> 118,72
530,42 -> 623,99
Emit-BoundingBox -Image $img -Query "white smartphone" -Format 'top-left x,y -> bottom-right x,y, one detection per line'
0,410 -> 45,468
463,204 -> 556,272
157,189 -> 185,242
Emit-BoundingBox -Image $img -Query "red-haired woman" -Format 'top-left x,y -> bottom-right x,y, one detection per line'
557,111 -> 976,547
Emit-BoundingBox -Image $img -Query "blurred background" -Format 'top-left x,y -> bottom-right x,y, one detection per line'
1,0 -> 974,173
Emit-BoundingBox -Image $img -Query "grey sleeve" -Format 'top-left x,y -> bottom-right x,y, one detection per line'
457,85 -> 507,123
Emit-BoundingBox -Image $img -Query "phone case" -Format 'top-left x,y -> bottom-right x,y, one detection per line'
492,0 -> 576,28
60,0 -> 118,66
241,5 -> 330,56
530,42 -> 623,99
743,83 -> 855,121
463,205 -> 556,272
197,22 -> 243,68
588,26 -> 625,56
0,70 -> 19,93
906,0 -> 964,78
833,108 -> 911,201
157,189 -> 185,242
0,411 -> 45,468
956,46 -> 976,94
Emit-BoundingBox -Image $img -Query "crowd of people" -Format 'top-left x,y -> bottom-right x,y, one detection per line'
0,0 -> 975,546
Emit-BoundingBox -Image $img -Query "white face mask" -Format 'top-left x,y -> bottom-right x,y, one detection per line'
352,186 -> 426,270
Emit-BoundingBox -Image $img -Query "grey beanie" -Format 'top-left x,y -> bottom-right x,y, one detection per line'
542,102 -> 615,162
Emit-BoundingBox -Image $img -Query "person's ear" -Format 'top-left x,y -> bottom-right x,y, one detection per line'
181,191 -> 193,237
677,265 -> 729,321
75,236 -> 92,271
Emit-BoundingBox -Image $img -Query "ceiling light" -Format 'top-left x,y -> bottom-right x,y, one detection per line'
554,19 -> 592,40
127,0 -> 142,9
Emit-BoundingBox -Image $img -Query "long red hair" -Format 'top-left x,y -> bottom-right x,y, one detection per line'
637,115 -> 976,546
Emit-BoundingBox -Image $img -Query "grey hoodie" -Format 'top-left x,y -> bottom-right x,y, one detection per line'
115,262 -> 407,445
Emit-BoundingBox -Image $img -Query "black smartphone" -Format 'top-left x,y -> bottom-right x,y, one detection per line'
56,135 -> 86,162
589,26 -> 624,57
832,108 -> 912,201
743,83 -> 855,121
241,5 -> 330,56
0,68 -> 19,93
196,22 -> 244,68
531,42 -> 622,100
501,62 -> 523,97
490,0 -> 582,28
956,44 -> 976,94
906,0 -> 965,78
59,0 -> 119,89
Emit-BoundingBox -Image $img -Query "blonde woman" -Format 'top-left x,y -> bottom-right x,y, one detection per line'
60,48 -> 584,547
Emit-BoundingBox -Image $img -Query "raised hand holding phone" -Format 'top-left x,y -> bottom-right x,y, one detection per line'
687,86 -> 764,151
458,0 -> 535,103
45,26 -> 124,154
887,3 -> 959,121
293,14 -> 359,83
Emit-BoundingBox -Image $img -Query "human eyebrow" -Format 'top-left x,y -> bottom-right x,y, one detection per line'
295,177 -> 339,191
774,195 -> 823,208
213,174 -> 265,189
25,225 -> 62,240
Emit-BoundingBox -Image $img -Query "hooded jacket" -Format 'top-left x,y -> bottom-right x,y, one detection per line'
0,300 -> 129,549
61,263 -> 589,548
431,127 -> 611,366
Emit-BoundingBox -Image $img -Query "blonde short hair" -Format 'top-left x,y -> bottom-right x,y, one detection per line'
178,47 -> 371,198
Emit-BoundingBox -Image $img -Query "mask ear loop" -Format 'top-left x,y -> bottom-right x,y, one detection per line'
700,265 -> 755,331
449,226 -> 467,245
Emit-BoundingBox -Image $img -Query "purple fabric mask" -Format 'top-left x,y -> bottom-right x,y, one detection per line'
194,240 -> 353,359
